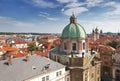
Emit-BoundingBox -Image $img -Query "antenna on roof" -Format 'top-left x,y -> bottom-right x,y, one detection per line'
44,64 -> 50,70
42,63 -> 50,72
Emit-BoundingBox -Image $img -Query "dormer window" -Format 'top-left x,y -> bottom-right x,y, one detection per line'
72,43 -> 76,51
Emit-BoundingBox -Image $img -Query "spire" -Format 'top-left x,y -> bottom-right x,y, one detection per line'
92,29 -> 95,33
95,27 -> 98,32
70,13 -> 76,23
100,29 -> 103,34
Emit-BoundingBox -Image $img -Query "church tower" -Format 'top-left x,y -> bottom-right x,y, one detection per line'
49,14 -> 101,81
92,27 -> 100,42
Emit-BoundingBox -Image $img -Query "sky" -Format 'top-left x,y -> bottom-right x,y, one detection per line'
0,0 -> 120,34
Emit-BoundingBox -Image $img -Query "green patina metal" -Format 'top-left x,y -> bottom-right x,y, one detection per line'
61,23 -> 87,39
61,14 -> 87,39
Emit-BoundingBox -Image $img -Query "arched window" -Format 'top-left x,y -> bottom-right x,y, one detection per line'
72,43 -> 76,51
63,42 -> 67,50
115,69 -> 120,81
116,69 -> 120,73
83,42 -> 85,50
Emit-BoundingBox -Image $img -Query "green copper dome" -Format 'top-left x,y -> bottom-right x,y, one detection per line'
61,14 -> 87,39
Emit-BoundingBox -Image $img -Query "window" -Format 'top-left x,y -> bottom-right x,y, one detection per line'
115,69 -> 120,81
98,77 -> 99,81
85,77 -> 87,81
56,71 -> 62,77
85,71 -> 88,81
56,72 -> 59,76
67,77 -> 69,81
64,43 -> 67,50
59,71 -> 62,75
42,77 -> 45,81
72,43 -> 76,50
46,76 -> 49,81
97,68 -> 100,74
91,73 -> 94,78
83,42 -> 85,50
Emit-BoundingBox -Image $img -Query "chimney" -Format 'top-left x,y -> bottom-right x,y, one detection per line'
26,54 -> 30,61
7,55 -> 12,65
24,51 -> 30,62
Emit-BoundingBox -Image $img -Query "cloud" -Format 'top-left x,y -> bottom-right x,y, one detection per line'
62,7 -> 88,16
39,12 -> 50,16
103,2 -> 120,16
46,17 -> 58,21
81,19 -> 120,33
60,0 -> 104,16
38,12 -> 59,21
0,16 -> 18,24
103,1 -> 115,7
0,16 -> 40,32
57,0 -> 77,3
38,12 -> 50,18
86,0 -> 104,7
0,16 -> 61,33
65,2 -> 85,8
25,0 -> 58,8
60,1 -> 88,16
14,22 -> 35,27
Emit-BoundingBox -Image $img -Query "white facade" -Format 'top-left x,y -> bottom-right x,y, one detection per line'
25,68 -> 70,81
15,43 -> 28,48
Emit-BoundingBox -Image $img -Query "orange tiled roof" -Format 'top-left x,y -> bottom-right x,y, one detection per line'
3,47 -> 18,51
99,45 -> 115,54
35,51 -> 48,57
15,40 -> 26,44
94,35 -> 119,45
14,52 -> 24,58
27,42 -> 36,45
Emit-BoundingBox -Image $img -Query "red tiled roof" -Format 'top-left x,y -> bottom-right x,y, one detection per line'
99,45 -> 115,54
14,52 -> 24,58
27,42 -> 36,45
15,40 -> 27,44
3,47 -> 18,52
94,35 -> 119,45
35,51 -> 48,57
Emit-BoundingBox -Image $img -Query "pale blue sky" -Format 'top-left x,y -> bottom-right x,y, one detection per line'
0,0 -> 120,33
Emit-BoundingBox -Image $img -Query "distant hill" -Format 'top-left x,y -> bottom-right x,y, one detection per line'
0,32 -> 61,35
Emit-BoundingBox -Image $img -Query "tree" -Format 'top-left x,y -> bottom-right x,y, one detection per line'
27,44 -> 38,52
106,41 -> 119,48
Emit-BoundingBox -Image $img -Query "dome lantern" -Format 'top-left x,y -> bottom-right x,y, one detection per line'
70,13 -> 76,23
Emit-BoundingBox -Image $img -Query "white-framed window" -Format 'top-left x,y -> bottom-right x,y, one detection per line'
59,71 -> 62,75
56,71 -> 62,77
63,42 -> 67,50
42,77 -> 45,81
83,42 -> 85,50
42,75 -> 49,81
56,72 -> 59,76
72,43 -> 76,51
46,76 -> 49,81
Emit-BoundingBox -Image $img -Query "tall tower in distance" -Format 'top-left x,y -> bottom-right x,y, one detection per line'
92,27 -> 100,42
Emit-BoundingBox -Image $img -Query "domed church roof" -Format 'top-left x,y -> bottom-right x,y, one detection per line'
61,14 -> 87,39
